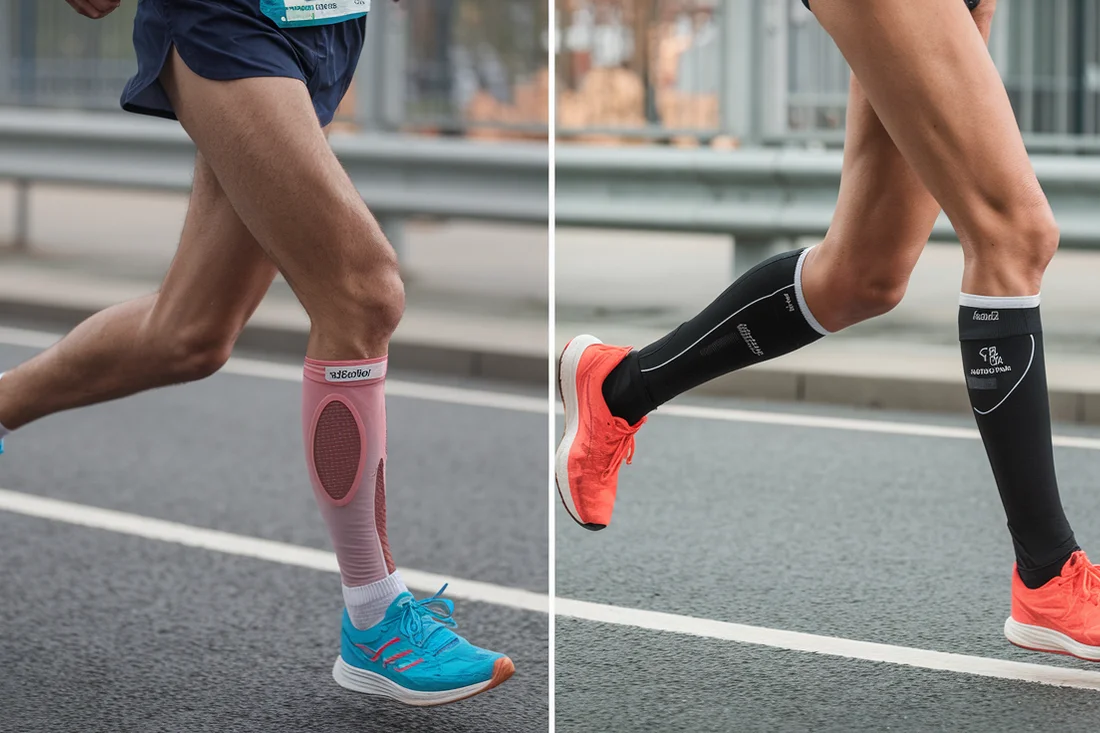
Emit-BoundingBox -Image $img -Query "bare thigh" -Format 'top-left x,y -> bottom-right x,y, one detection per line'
157,48 -> 401,359
809,0 -> 1053,295
148,151 -> 278,351
803,2 -> 997,330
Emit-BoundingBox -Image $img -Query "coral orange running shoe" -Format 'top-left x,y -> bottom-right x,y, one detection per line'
556,335 -> 646,530
1004,550 -> 1100,661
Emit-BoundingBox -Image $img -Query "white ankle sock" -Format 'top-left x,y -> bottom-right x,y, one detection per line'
343,571 -> 408,630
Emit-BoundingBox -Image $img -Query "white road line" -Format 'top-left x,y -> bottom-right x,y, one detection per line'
0,488 -> 548,614
3,487 -> 1100,691
654,403 -> 1100,451
0,326 -> 545,415
221,357 -> 546,414
555,598 -> 1100,692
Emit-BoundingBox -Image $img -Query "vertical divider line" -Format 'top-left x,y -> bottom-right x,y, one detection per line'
547,0 -> 558,727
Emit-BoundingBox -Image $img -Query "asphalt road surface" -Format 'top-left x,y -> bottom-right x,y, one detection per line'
556,394 -> 1100,732
0,332 -> 548,733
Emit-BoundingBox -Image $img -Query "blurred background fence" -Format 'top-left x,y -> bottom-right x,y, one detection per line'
0,0 -> 549,139
556,0 -> 1100,150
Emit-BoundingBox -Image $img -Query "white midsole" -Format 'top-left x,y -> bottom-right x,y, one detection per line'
1004,617 -> 1100,661
332,656 -> 492,707
555,335 -> 602,525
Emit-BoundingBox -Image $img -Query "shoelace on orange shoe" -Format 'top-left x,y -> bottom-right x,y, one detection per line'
601,418 -> 646,480
1064,557 -> 1100,605
1081,563 -> 1100,605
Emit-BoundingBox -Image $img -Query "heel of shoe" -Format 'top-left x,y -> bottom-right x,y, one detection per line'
556,335 -> 601,526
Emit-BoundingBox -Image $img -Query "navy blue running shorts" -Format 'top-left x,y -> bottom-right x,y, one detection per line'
120,0 -> 367,127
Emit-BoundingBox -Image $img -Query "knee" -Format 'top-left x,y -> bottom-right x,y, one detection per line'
173,326 -> 236,382
808,242 -> 912,331
1018,211 -> 1060,279
149,317 -> 237,383
844,270 -> 909,321
331,255 -> 406,342
964,190 -> 1059,290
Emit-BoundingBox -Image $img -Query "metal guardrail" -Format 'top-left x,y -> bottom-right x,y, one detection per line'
0,108 -> 548,250
556,143 -> 1100,273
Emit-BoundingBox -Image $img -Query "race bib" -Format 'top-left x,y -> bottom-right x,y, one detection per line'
260,0 -> 370,28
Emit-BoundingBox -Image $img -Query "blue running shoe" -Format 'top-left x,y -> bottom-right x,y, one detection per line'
332,585 -> 514,706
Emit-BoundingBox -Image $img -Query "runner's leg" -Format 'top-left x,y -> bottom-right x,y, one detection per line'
0,153 -> 277,430
810,0 -> 1076,588
157,49 -> 407,628
557,4 -> 992,530
159,51 -> 403,362
602,5 -> 996,424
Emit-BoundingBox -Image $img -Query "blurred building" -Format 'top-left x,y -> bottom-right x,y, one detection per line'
556,0 -> 1100,149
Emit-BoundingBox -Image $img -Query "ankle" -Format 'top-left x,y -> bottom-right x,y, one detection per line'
344,571 -> 408,630
601,352 -> 652,426
1015,541 -> 1079,590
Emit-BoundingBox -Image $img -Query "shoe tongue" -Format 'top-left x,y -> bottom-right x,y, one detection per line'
388,592 -> 416,616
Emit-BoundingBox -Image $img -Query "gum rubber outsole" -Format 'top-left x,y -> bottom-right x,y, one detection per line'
1004,617 -> 1100,662
332,655 -> 515,707
555,336 -> 607,532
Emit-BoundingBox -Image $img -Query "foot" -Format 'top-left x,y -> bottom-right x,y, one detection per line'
556,335 -> 646,530
332,586 -> 514,706
1004,550 -> 1100,661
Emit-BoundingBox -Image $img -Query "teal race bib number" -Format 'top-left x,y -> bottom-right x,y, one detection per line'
260,0 -> 370,28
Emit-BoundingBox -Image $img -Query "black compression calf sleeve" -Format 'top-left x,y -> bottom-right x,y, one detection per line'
603,248 -> 828,424
960,294 -> 1078,588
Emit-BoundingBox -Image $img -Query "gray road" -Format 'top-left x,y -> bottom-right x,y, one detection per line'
0,339 -> 548,733
556,397 -> 1100,732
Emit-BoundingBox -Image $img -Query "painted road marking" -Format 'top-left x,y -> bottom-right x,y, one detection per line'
0,487 -> 548,614
4,488 -> 1100,691
555,597 -> 1100,692
656,402 -> 1100,451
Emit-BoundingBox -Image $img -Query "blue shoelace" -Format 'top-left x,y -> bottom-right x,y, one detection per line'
400,584 -> 458,647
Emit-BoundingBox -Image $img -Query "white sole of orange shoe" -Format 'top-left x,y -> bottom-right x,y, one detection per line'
555,334 -> 606,531
1004,616 -> 1100,662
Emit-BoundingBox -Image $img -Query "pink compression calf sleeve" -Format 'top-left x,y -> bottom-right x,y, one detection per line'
303,357 -> 395,587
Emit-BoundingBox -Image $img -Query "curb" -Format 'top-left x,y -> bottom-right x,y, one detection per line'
0,297 -> 548,388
